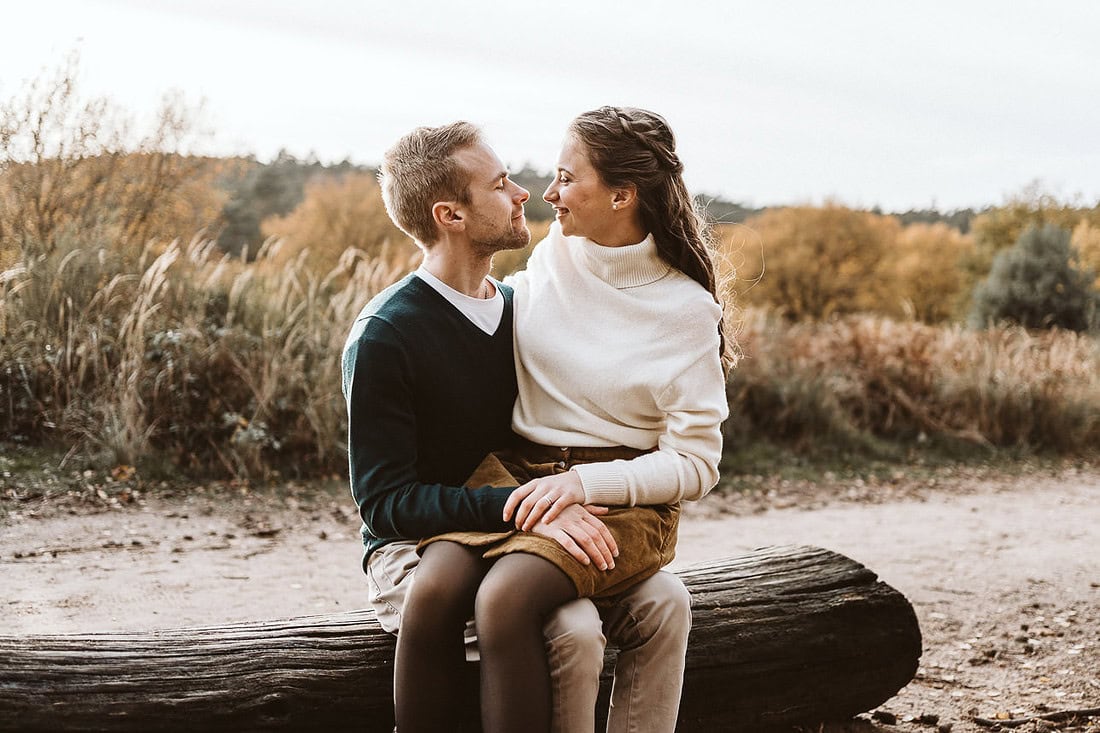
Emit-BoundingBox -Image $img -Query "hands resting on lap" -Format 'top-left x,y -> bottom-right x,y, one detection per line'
504,472 -> 617,571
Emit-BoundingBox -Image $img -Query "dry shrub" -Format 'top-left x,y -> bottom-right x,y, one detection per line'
737,205 -> 900,320
258,172 -> 417,276
1,233 -> 412,477
0,54 -> 227,264
885,223 -> 974,323
729,309 -> 1100,454
1072,220 -> 1100,288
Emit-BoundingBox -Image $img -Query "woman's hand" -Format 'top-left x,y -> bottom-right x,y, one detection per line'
504,472 -> 588,531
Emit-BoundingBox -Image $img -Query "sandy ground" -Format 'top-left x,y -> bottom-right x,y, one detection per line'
2,466 -> 1099,732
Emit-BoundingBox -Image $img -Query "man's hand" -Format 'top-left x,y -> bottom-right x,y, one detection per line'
504,472 -> 587,530
529,503 -> 618,571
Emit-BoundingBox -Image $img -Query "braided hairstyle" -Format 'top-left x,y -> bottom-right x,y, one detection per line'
568,106 -> 734,372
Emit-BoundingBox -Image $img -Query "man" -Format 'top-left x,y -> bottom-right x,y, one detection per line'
342,121 -> 691,732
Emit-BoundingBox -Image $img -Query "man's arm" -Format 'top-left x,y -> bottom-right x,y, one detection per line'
343,316 -> 513,540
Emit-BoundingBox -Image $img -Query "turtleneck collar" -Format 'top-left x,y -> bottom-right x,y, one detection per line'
576,233 -> 671,289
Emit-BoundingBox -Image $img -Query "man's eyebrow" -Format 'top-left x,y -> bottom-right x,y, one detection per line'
489,170 -> 508,185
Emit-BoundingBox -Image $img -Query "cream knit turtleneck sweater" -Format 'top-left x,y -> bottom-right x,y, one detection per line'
509,223 -> 728,507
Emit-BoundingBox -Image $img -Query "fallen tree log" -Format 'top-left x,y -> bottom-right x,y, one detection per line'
0,545 -> 921,731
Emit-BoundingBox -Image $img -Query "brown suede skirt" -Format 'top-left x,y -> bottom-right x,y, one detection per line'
419,439 -> 679,598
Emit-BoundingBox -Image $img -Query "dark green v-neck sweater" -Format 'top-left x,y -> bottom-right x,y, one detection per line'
341,274 -> 518,565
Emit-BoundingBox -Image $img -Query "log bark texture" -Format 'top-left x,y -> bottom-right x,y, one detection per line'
0,545 -> 921,731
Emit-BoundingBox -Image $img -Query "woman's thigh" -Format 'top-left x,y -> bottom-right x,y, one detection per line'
475,552 -> 578,628
406,540 -> 487,618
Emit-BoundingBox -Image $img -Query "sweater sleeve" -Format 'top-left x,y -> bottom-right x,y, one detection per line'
343,317 -> 514,539
570,347 -> 728,506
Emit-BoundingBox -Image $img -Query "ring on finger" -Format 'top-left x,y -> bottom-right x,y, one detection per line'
541,495 -> 554,507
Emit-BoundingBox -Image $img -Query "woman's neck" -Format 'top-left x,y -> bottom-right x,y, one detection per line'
587,215 -> 648,249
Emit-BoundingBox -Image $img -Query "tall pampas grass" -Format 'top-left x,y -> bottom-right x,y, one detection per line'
1,232 -> 415,476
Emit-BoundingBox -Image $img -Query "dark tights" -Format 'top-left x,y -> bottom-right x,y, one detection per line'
394,541 -> 577,733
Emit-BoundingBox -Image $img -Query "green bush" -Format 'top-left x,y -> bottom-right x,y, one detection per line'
969,224 -> 1099,332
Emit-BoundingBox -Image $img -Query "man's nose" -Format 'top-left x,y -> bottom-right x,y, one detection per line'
514,185 -> 530,204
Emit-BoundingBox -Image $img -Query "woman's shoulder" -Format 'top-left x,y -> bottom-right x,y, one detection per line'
659,269 -> 722,320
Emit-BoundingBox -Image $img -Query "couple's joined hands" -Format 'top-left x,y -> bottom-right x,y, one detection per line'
503,472 -> 618,571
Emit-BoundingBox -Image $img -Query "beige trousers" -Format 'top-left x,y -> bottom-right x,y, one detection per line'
368,541 -> 691,733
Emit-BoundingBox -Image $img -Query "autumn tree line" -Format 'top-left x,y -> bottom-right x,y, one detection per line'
1,62 -> 1097,481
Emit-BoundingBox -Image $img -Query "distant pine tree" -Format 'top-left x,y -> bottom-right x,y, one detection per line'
969,224 -> 1099,331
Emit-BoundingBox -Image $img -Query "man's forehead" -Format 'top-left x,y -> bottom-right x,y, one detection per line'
454,142 -> 505,180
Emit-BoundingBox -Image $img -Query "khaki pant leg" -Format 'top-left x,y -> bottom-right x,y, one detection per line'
365,540 -> 421,634
543,598 -> 606,733
600,570 -> 692,733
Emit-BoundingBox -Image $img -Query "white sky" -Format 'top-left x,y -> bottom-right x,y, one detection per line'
2,0 -> 1098,211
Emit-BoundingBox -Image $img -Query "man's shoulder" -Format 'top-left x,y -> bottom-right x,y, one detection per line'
357,273 -> 428,322
342,274 -> 425,359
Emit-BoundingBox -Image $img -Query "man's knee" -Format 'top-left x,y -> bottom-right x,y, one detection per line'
647,571 -> 692,631
543,598 -> 606,670
607,571 -> 692,648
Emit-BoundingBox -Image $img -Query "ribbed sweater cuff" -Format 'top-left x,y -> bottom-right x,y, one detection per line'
573,463 -> 629,506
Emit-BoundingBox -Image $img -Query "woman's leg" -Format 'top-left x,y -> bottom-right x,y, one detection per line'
475,553 -> 578,733
394,541 -> 485,732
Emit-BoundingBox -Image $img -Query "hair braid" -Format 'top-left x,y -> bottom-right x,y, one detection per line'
612,111 -> 684,175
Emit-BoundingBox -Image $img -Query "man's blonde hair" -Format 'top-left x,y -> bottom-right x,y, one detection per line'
378,121 -> 483,246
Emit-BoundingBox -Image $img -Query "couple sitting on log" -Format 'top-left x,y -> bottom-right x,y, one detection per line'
341,106 -> 731,732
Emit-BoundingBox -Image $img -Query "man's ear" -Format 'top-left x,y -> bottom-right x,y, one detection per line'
432,201 -> 465,233
611,184 -> 637,210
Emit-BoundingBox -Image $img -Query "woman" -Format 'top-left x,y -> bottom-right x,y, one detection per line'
399,106 -> 732,732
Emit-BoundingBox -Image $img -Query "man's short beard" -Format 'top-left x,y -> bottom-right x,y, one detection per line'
472,228 -> 531,257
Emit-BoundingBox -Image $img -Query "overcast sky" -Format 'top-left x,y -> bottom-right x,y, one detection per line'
3,0 -> 1098,211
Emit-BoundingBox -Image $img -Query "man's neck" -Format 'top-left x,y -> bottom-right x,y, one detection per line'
421,248 -> 494,299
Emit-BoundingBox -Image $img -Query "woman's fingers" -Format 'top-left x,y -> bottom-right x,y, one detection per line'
519,490 -> 555,531
510,478 -> 552,528
503,481 -> 538,523
539,472 -> 585,525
